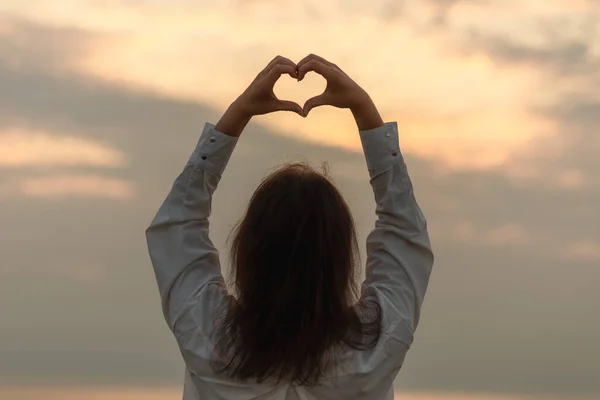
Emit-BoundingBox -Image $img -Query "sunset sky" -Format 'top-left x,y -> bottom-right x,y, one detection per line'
1,0 -> 599,399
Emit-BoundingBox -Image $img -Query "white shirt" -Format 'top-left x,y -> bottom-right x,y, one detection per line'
146,121 -> 434,400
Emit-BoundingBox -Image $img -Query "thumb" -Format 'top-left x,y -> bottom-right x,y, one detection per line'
275,100 -> 304,116
303,94 -> 330,117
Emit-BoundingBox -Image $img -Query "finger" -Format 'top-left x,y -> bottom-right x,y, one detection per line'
265,64 -> 298,84
303,94 -> 330,116
274,100 -> 304,116
297,59 -> 333,81
297,53 -> 335,71
263,55 -> 297,76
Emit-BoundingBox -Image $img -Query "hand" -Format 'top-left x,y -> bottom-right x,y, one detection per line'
235,56 -> 304,118
296,54 -> 371,117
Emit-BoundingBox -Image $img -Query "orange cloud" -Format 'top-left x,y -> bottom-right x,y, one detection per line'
0,0 -> 591,174
0,128 -> 126,168
75,11 -> 552,170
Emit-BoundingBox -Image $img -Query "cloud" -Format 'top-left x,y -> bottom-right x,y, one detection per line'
0,14 -> 99,72
0,11 -> 598,398
17,174 -> 134,199
462,32 -> 598,80
545,97 -> 600,137
0,128 -> 126,168
564,240 -> 600,261
1,4 -> 555,172
556,169 -> 586,189
524,98 -> 600,192
443,1 -> 600,84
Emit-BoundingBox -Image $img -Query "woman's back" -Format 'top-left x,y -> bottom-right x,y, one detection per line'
178,280 -> 415,400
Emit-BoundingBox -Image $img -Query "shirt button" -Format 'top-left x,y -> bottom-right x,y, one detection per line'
392,151 -> 397,156
201,155 -> 207,160
385,133 -> 391,138
210,137 -> 216,142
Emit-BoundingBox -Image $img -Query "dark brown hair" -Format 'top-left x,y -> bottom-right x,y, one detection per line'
211,162 -> 381,386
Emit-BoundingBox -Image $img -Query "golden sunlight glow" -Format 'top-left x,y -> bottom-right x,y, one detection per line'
76,11 -> 553,171
18,174 -> 134,200
0,0 -> 576,172
0,128 -> 126,168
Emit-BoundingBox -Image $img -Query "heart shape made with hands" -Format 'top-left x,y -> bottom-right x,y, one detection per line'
273,72 -> 327,114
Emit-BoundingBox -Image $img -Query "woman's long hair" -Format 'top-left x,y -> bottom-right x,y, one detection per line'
210,162 -> 381,386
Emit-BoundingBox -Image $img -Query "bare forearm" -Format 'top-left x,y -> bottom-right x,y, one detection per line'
214,100 -> 252,138
351,94 -> 384,131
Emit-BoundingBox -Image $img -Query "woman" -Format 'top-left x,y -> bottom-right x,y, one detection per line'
146,54 -> 434,400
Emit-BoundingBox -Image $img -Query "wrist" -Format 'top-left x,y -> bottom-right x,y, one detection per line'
350,96 -> 384,131
215,100 -> 252,137
230,97 -> 253,120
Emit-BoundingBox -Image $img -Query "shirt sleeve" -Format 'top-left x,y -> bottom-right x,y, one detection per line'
359,121 -> 434,345
145,122 -> 238,333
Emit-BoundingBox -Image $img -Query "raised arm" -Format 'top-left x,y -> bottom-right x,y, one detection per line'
358,119 -> 434,343
144,121 -> 238,332
297,54 -> 434,346
145,56 -> 304,334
